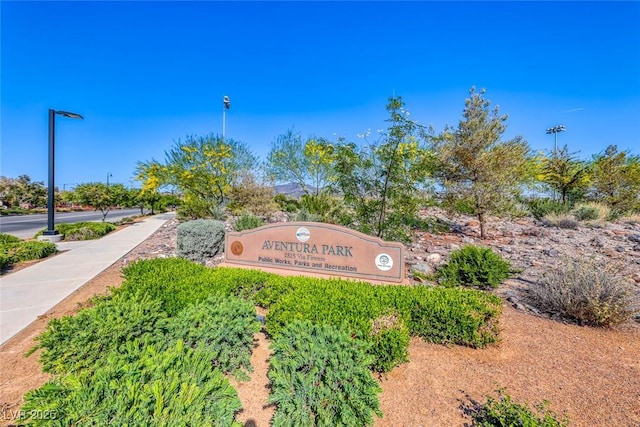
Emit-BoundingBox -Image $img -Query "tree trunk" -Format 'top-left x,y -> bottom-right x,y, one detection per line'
478,212 -> 487,239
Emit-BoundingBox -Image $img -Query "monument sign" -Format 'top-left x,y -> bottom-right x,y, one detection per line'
224,222 -> 405,283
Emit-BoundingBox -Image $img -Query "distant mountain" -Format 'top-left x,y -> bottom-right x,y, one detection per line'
273,183 -> 311,198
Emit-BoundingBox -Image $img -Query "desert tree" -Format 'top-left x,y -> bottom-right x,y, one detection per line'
333,96 -> 434,241
73,182 -> 128,221
137,134 -> 257,218
0,175 -> 47,208
538,145 -> 590,205
266,129 -> 336,196
588,145 -> 640,213
432,87 -> 530,238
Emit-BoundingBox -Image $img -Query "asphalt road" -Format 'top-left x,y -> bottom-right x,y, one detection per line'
0,208 -> 145,239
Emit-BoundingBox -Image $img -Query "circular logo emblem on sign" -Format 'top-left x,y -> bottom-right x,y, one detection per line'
296,227 -> 311,242
230,241 -> 244,256
375,253 -> 393,271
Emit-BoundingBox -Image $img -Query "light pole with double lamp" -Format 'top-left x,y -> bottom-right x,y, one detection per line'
546,125 -> 566,151
43,109 -> 84,240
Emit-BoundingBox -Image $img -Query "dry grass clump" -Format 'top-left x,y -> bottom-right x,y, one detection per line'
542,213 -> 579,229
621,213 -> 640,225
529,258 -> 639,327
572,202 -> 611,225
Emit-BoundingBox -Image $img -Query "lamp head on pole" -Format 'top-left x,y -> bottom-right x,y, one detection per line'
55,110 -> 84,120
545,125 -> 566,135
223,96 -> 231,109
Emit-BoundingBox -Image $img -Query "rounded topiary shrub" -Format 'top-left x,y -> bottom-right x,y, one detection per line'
437,245 -> 512,289
177,219 -> 225,264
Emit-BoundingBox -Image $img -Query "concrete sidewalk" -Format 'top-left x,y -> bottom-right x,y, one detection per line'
0,213 -> 174,345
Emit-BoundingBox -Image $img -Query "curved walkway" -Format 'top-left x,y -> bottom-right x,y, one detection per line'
0,213 -> 174,345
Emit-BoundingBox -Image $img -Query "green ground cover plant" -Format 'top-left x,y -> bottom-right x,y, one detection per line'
436,245 -> 512,289
161,294 -> 260,380
470,388 -> 569,427
268,321 -> 382,427
0,235 -> 57,269
24,257 -> 504,424
28,296 -> 167,374
34,222 -> 116,240
20,341 -> 243,426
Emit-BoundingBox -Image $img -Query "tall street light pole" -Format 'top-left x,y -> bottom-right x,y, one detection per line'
222,95 -> 230,142
546,125 -> 566,151
43,109 -> 83,239
107,172 -> 113,187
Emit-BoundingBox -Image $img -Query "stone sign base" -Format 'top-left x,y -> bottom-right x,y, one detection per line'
223,222 -> 407,285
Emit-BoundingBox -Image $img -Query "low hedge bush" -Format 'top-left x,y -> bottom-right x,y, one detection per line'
113,259 -> 501,373
0,233 -> 21,245
268,320 -> 382,427
267,278 -> 502,371
437,245 -> 512,289
1,237 -> 57,269
177,219 -> 226,263
34,222 -> 116,240
116,259 -> 277,315
21,341 -> 243,427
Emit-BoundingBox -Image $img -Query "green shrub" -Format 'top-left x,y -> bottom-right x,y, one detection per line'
267,320 -> 382,427
34,222 -> 116,240
525,198 -> 569,220
20,341 -> 242,427
267,278 -> 502,371
161,294 -> 260,380
369,313 -> 410,372
28,296 -> 167,374
274,194 -> 300,213
572,202 -> 611,223
470,388 -> 569,427
0,233 -> 21,245
115,259 -> 278,315
295,207 -> 322,222
404,216 -> 451,233
1,239 -> 58,269
408,286 -> 502,347
234,213 -> 265,231
437,245 -> 512,289
529,258 -> 638,327
177,219 -> 225,263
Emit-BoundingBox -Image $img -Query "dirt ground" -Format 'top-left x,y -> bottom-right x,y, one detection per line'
1,261 -> 639,426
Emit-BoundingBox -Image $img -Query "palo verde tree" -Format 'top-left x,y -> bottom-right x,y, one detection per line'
73,182 -> 129,221
333,96 -> 434,242
137,134 -> 258,218
538,145 -> 590,205
588,145 -> 640,213
433,87 -> 530,238
134,161 -> 166,214
266,129 -> 336,196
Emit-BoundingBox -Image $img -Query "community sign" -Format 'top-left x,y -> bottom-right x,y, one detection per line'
224,222 -> 405,283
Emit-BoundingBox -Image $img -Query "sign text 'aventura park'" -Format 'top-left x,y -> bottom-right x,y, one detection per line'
224,222 -> 405,283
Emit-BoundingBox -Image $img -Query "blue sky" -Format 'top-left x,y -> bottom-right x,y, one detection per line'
2,1 -> 639,188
